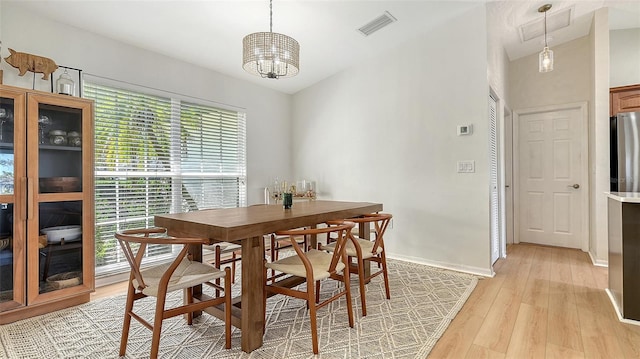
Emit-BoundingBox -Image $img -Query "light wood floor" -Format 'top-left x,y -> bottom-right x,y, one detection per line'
429,243 -> 640,359
92,243 -> 640,358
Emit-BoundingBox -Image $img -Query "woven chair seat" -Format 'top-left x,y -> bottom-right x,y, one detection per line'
323,237 -> 382,259
266,249 -> 345,280
135,258 -> 227,297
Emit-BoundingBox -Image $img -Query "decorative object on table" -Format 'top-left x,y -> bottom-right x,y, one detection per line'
538,4 -> 554,73
282,192 -> 293,209
55,68 -> 75,96
295,179 -> 316,198
268,178 -> 316,203
3,48 -> 58,80
48,129 -> 67,145
242,0 -> 300,79
67,131 -> 81,146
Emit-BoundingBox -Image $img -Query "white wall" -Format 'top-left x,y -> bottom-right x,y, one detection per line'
610,28 -> 640,88
486,2 -> 510,105
292,6 -> 492,276
509,36 -> 592,110
0,2 -> 292,205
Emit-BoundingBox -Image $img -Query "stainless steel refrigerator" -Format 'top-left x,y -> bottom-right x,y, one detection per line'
611,111 -> 640,192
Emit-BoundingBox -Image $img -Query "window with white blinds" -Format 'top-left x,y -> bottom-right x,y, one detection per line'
84,82 -> 246,276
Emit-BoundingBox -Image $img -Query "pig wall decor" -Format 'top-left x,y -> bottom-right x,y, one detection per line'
4,48 -> 58,80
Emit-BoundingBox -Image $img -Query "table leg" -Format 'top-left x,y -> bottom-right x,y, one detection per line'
241,235 -> 265,352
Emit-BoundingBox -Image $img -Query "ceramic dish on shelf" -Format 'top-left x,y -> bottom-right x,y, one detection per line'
40,225 -> 82,243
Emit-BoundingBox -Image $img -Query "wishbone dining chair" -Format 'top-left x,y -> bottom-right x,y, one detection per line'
264,221 -> 356,354
115,227 -> 232,359
322,212 -> 392,316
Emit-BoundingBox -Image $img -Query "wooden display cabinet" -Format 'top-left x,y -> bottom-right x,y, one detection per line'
0,84 -> 94,324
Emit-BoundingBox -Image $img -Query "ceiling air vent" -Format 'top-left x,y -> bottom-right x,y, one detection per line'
357,11 -> 397,36
519,7 -> 572,42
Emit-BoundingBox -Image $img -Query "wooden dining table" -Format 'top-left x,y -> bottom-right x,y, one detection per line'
154,200 -> 383,353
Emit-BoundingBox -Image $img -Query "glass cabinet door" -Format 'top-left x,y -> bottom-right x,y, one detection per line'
0,88 -> 26,312
26,94 -> 93,303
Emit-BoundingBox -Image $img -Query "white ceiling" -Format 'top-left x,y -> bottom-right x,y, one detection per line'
6,0 -> 640,94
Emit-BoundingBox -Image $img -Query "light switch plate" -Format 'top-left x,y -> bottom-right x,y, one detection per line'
457,160 -> 475,173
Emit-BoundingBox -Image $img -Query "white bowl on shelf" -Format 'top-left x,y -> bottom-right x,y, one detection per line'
41,225 -> 82,243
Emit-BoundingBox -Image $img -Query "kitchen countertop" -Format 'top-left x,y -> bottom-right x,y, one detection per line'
607,192 -> 640,203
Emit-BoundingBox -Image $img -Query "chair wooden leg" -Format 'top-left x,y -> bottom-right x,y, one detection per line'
357,255 -> 367,316
315,280 -> 321,304
263,260 -> 268,334
119,283 -> 136,357
186,287 -> 194,325
150,295 -> 167,359
224,267 -> 232,349
381,253 -> 391,299
215,246 -> 222,298
270,237 -> 276,283
308,283 -> 319,354
342,256 -> 355,328
230,252 -> 236,284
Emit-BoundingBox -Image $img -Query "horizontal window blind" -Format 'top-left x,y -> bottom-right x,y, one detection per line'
84,82 -> 246,276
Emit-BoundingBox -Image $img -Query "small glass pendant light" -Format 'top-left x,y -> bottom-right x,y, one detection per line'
539,46 -> 554,72
538,4 -> 554,73
56,69 -> 75,96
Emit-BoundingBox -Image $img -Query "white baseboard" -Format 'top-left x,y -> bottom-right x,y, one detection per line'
388,254 -> 494,277
588,250 -> 608,267
605,288 -> 640,327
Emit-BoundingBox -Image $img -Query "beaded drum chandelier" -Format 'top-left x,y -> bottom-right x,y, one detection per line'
242,0 -> 300,79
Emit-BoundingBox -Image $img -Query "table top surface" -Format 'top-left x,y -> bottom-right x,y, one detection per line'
154,200 -> 383,241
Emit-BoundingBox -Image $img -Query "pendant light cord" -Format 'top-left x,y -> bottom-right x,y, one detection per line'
270,0 -> 273,33
544,9 -> 548,47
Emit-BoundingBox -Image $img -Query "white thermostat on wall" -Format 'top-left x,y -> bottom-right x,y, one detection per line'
457,124 -> 473,136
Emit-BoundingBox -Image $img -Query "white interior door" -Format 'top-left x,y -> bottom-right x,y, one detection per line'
515,104 -> 588,249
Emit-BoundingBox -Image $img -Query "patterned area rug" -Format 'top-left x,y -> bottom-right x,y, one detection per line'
0,259 -> 477,359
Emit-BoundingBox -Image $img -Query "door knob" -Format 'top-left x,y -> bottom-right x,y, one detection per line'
568,184 -> 580,189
